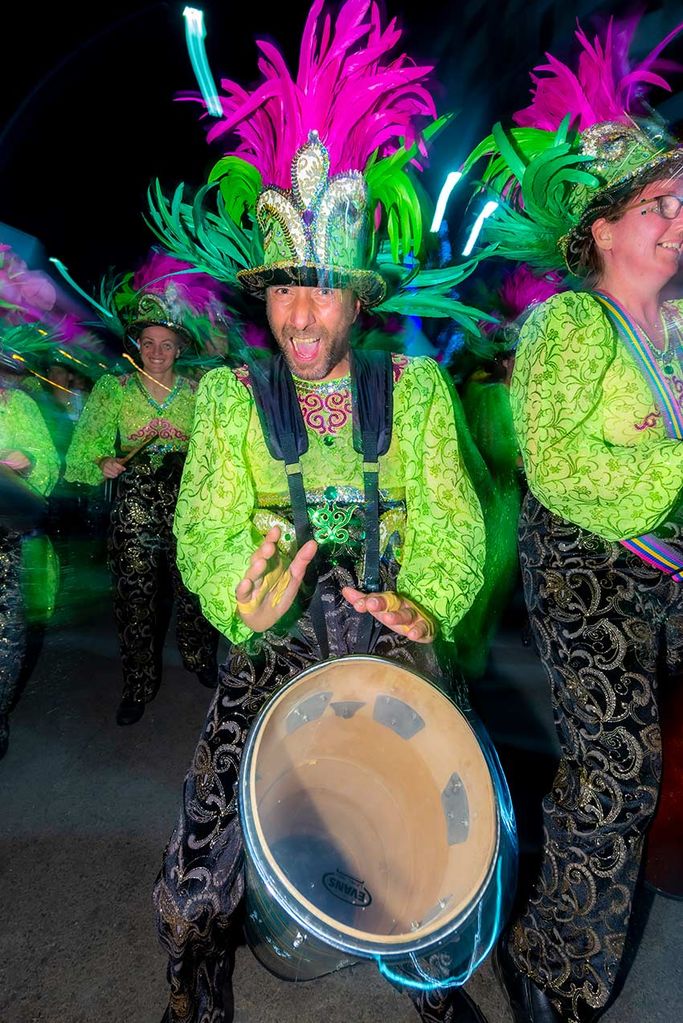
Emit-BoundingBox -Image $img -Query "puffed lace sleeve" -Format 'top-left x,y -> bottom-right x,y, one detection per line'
64,374 -> 123,485
396,357 -> 485,642
6,389 -> 59,496
511,291 -> 683,540
173,367 -> 262,644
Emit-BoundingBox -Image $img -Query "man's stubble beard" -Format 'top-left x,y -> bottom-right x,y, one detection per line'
271,324 -> 352,381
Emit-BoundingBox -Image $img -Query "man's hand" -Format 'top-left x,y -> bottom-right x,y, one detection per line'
341,586 -> 435,643
1,451 -> 31,473
99,457 -> 126,479
236,526 -> 318,632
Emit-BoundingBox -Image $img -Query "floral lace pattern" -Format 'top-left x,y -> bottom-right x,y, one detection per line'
233,354 -> 408,437
174,354 -> 485,645
65,373 -> 197,486
511,291 -> 683,541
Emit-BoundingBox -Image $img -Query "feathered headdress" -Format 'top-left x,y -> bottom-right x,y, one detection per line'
148,0 -> 485,330
462,15 -> 683,274
100,249 -> 232,359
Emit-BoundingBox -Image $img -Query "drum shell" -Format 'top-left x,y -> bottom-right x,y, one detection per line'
239,655 -> 517,987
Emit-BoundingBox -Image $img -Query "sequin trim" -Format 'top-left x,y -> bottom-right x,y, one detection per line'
256,486 -> 406,507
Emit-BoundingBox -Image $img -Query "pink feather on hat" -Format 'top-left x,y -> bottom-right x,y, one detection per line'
513,14 -> 683,132
180,0 -> 437,185
132,251 -> 228,317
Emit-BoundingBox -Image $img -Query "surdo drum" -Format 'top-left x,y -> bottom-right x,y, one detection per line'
239,655 -> 517,988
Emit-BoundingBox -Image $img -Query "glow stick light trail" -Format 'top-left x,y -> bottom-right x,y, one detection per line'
183,7 -> 222,117
430,171 -> 462,233
462,200 -> 499,256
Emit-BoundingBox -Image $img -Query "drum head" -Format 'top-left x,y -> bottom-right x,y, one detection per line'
241,656 -> 498,957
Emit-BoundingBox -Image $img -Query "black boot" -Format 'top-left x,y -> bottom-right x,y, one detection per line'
413,985 -> 489,1023
116,696 -> 145,726
494,938 -> 563,1023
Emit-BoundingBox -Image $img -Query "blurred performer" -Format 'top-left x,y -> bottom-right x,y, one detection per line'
150,3 -> 494,1021
65,254 -> 225,725
464,17 -> 683,1023
0,336 -> 59,758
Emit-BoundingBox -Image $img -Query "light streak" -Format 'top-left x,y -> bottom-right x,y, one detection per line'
461,200 -> 499,256
122,352 -> 173,393
430,171 -> 462,232
183,7 -> 222,117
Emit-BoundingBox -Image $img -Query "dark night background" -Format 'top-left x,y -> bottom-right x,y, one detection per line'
1,0 -> 683,295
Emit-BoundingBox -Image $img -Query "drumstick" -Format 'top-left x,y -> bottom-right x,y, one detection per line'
119,433 -> 159,465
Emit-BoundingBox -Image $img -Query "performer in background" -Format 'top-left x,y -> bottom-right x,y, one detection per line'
65,254 -> 225,725
151,2 -> 491,1020
464,17 -> 683,1023
0,333 -> 59,759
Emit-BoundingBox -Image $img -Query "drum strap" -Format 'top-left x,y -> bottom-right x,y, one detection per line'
246,349 -> 393,656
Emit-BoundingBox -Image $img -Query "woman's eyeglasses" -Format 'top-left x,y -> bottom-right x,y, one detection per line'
624,194 -> 683,219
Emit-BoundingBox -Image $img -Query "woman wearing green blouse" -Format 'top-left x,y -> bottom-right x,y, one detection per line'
66,284 -> 220,726
463,19 -> 683,1023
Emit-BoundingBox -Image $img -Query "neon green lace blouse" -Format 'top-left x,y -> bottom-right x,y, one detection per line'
511,290 -> 683,541
174,355 -> 485,645
65,372 -> 198,485
0,386 -> 59,496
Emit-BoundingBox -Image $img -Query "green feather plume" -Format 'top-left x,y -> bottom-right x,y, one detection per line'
375,253 -> 496,334
145,180 -> 261,285
462,118 -> 599,270
208,156 -> 264,225
365,115 -> 451,264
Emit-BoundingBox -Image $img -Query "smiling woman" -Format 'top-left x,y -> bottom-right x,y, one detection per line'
463,14 -> 683,1023
64,254 -> 224,725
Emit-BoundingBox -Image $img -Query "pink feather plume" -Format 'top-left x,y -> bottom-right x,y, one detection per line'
498,265 -> 566,319
132,251 -> 228,317
0,243 -> 57,323
514,14 -> 683,131
180,0 -> 437,185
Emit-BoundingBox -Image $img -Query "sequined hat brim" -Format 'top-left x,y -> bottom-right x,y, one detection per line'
236,261 -> 387,308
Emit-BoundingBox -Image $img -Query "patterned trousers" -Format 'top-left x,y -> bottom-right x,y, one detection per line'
0,531 -> 25,746
154,561 -> 468,1023
108,456 -> 218,704
510,494 -> 683,1022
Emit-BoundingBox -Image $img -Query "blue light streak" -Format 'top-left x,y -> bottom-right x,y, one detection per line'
183,7 -> 222,117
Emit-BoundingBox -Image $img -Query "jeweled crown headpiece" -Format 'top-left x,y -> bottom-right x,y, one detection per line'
237,128 -> 384,304
146,0 -> 488,331
462,16 -> 683,275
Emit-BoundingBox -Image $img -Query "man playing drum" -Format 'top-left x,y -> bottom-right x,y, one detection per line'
153,3 -> 489,1021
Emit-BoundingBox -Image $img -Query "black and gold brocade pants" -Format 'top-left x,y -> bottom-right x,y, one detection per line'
0,531 -> 25,746
108,455 -> 218,704
511,494 -> 683,1022
154,559 -> 468,1023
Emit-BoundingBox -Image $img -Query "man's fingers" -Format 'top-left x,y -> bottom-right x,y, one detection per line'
407,620 -> 430,642
289,539 -> 318,581
386,606 -> 416,627
249,541 -> 276,568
